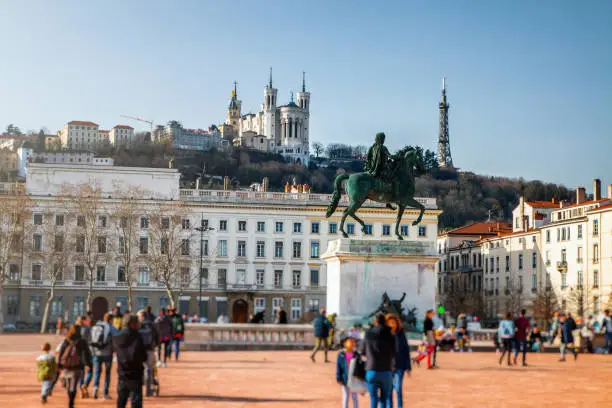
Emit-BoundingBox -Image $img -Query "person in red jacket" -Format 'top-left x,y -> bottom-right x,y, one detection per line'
513,309 -> 530,366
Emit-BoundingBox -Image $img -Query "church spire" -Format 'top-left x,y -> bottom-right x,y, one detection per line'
302,71 -> 306,92
269,67 -> 273,88
233,81 -> 238,98
290,91 -> 294,103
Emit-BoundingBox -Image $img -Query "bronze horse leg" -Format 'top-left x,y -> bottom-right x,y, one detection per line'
404,197 -> 425,225
394,205 -> 406,240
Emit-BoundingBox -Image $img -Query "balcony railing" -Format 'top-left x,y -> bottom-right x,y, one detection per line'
556,261 -> 568,272
29,280 -> 43,286
94,281 -> 107,286
72,280 -> 87,286
576,258 -> 583,264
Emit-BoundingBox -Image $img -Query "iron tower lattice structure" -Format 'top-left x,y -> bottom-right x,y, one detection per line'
437,77 -> 453,168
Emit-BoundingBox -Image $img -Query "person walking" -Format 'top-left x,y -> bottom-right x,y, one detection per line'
498,312 -> 515,366
311,307 -> 332,363
602,310 -> 612,354
113,314 -> 147,408
513,309 -> 530,366
581,315 -> 595,354
422,310 -> 437,369
36,342 -> 57,404
336,336 -> 360,408
57,325 -> 93,408
155,309 -> 172,367
138,309 -> 159,397
360,312 -> 395,408
559,314 -> 578,362
549,312 -> 560,345
386,314 -> 411,408
170,308 -> 185,361
90,313 -> 114,400
78,315 -> 93,398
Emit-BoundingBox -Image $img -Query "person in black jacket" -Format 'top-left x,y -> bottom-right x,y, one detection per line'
155,309 -> 173,367
386,314 -> 411,408
113,314 -> 147,408
311,307 -> 332,363
360,312 -> 396,408
277,306 -> 288,324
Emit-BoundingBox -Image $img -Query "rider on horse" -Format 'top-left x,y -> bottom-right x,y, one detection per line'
364,132 -> 399,207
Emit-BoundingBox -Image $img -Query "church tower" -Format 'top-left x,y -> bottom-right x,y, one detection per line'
262,67 -> 278,139
295,71 -> 310,156
225,81 -> 242,131
437,77 -> 453,168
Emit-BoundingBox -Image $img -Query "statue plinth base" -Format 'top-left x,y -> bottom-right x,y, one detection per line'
322,239 -> 438,330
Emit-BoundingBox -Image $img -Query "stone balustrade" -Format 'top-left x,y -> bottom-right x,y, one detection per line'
184,323 -> 315,351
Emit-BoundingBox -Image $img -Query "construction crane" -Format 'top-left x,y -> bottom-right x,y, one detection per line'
120,115 -> 154,132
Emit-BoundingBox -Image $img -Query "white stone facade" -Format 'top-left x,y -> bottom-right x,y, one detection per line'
109,125 -> 134,147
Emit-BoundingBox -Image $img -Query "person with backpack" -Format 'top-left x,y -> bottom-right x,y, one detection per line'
138,309 -> 159,397
57,325 -> 93,408
90,313 -> 113,400
36,342 -> 57,404
170,308 -> 185,361
155,309 -> 172,367
113,314 -> 147,408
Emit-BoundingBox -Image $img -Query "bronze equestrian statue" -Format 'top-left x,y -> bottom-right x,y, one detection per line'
326,132 -> 426,240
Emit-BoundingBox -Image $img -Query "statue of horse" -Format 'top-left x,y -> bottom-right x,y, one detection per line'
326,147 -> 425,240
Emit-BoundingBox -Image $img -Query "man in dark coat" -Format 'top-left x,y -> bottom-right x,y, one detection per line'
311,307 -> 331,363
278,306 -> 288,324
113,314 -> 147,408
155,309 -> 173,367
559,314 -> 578,362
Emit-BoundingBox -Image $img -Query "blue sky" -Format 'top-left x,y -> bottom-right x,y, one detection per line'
1,1 -> 611,192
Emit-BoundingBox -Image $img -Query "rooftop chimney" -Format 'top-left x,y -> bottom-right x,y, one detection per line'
608,184 -> 612,199
262,177 -> 269,192
518,196 -> 525,232
576,187 -> 586,204
593,179 -> 601,201
223,176 -> 230,191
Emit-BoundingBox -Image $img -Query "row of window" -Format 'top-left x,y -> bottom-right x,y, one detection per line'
30,214 -> 428,238
19,263 -> 322,288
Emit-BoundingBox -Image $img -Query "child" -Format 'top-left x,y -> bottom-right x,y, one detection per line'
413,341 -> 428,366
336,337 -> 360,408
36,342 -> 57,404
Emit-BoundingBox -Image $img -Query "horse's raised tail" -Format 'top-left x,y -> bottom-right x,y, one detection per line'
326,173 -> 349,217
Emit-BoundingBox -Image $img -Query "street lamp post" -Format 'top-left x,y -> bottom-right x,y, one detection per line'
195,213 -> 214,318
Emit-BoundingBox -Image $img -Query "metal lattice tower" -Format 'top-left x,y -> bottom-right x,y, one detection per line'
437,77 -> 453,168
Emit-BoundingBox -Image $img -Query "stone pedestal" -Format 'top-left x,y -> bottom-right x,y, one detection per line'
322,239 -> 438,330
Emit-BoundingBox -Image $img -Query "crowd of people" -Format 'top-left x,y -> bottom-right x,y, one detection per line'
36,303 -> 186,408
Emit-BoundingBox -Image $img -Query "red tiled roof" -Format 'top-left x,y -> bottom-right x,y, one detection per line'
98,130 -> 110,133
562,198 -> 609,209
68,121 -> 98,126
586,203 -> 612,213
113,125 -> 134,130
0,134 -> 28,140
526,201 -> 559,209
440,221 -> 512,237
480,227 -> 539,242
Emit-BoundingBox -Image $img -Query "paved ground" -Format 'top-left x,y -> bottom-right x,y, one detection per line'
1,334 -> 611,407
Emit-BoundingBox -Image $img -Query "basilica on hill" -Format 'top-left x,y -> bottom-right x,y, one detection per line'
219,69 -> 310,165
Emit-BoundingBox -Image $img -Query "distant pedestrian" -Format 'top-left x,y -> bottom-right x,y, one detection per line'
90,313 -> 114,399
138,309 -> 159,397
155,309 -> 172,367
57,325 -> 93,408
513,309 -> 530,366
581,315 -> 595,354
112,304 -> 123,332
170,308 -> 185,361
498,312 -> 515,366
78,315 -> 93,398
278,306 -> 288,324
56,317 -> 64,336
529,327 -> 543,352
311,307 -> 332,363
113,314 -> 147,408
559,314 -> 578,362
217,312 -> 229,324
602,310 -> 612,353
549,312 -> 560,345
360,312 -> 395,408
386,314 -> 411,408
421,310 -> 437,369
36,342 -> 57,404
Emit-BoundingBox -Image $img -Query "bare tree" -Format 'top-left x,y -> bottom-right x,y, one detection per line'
565,285 -> 594,317
110,188 -> 148,311
148,201 -> 191,308
0,191 -> 32,332
531,285 -> 558,327
38,209 -> 74,333
440,272 -> 485,318
312,142 -> 324,159
61,184 -> 110,309
504,276 -> 525,315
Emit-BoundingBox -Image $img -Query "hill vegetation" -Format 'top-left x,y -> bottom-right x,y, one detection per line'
97,141 -> 574,229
